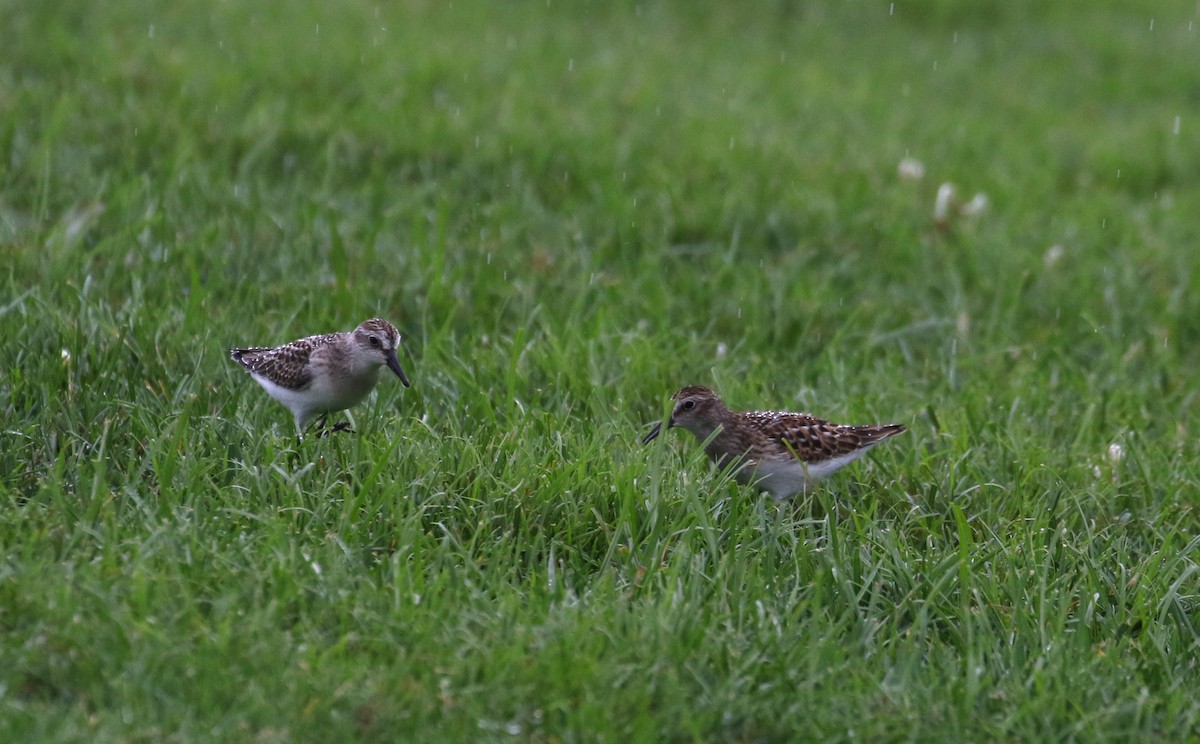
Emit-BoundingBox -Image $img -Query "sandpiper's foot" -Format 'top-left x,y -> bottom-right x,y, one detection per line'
316,421 -> 354,438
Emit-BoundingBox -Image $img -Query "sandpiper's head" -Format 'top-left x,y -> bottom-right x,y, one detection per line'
641,385 -> 726,444
352,318 -> 411,386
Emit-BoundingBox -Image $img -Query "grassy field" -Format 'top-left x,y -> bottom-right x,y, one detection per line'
3,0 -> 1199,740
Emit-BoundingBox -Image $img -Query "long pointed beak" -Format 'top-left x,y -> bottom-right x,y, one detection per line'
385,348 -> 411,387
641,417 -> 672,445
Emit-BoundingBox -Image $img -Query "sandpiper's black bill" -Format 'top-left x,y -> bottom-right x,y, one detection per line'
385,349 -> 412,387
641,421 -> 664,445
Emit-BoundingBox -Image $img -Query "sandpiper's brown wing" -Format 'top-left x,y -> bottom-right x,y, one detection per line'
229,335 -> 331,391
744,411 -> 906,464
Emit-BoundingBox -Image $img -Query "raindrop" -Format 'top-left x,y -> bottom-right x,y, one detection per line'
148,24 -> 155,38
568,58 -> 574,72
1173,116 -> 1181,135
1148,18 -> 1154,31
889,3 -> 894,15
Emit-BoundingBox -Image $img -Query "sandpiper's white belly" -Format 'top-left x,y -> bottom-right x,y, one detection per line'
743,445 -> 881,500
249,367 -> 379,428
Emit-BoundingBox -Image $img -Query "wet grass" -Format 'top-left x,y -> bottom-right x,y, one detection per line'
2,0 -> 1199,740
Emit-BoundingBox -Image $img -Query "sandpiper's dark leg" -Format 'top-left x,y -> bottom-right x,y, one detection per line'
312,415 -> 332,438
330,421 -> 354,434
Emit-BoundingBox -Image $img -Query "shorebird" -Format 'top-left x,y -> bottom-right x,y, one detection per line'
643,386 -> 905,499
231,318 -> 411,437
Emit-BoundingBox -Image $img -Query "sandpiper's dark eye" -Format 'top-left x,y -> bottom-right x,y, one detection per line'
369,336 -> 381,348
682,400 -> 696,411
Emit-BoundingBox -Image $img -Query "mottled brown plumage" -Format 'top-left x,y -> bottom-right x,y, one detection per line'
642,385 -> 905,499
231,336 -> 331,391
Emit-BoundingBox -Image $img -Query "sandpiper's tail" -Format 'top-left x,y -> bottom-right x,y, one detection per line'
230,347 -> 268,368
851,423 -> 907,446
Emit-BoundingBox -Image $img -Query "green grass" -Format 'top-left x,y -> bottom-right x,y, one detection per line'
3,0 -> 1199,740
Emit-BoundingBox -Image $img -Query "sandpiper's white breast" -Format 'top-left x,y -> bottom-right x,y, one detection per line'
306,364 -> 381,413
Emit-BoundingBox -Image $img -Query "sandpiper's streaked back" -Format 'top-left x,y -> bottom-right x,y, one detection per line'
231,318 -> 411,436
642,386 -> 905,500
